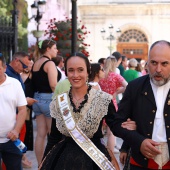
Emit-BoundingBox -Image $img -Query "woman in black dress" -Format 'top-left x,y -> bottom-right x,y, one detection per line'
40,53 -> 135,170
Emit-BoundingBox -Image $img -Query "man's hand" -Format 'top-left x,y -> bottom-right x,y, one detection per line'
7,105 -> 27,141
7,129 -> 19,141
26,97 -> 37,106
140,139 -> 161,158
119,152 -> 127,165
121,118 -> 136,130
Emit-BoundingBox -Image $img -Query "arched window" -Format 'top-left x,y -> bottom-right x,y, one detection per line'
118,29 -> 148,43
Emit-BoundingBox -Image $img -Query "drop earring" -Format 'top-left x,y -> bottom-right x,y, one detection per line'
86,77 -> 89,85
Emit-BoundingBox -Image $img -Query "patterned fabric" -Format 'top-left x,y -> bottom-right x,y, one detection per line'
154,142 -> 169,169
50,88 -> 112,138
99,72 -> 125,96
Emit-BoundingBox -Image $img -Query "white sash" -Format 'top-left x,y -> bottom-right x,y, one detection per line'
58,92 -> 116,170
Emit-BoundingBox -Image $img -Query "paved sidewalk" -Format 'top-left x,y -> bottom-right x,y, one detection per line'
24,120 -> 124,170
23,119 -> 38,170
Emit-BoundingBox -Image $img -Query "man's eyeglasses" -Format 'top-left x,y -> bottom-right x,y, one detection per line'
19,60 -> 28,69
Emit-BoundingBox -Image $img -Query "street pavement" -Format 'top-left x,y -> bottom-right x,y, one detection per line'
24,119 -> 124,170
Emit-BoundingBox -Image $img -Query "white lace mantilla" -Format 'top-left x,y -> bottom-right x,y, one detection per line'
50,88 -> 112,138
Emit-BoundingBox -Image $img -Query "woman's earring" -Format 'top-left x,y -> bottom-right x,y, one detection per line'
86,77 -> 89,85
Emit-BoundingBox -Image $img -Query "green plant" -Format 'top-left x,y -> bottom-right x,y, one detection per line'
0,0 -> 29,51
18,23 -> 28,39
45,17 -> 90,57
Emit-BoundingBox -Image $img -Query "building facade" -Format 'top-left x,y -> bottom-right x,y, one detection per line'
78,0 -> 170,62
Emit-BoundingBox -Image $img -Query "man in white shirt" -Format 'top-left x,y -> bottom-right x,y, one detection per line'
109,40 -> 170,169
0,54 -> 27,170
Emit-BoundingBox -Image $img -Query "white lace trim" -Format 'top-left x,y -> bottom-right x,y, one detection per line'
50,88 -> 112,138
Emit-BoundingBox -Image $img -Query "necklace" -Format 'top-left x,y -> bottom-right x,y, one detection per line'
69,85 -> 92,113
73,96 -> 85,107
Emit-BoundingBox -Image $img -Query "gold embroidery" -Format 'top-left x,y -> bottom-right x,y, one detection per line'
60,95 -> 64,102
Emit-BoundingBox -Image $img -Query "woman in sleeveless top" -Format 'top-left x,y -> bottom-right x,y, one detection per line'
32,39 -> 58,166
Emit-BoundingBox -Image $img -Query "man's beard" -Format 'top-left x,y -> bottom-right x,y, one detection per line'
149,72 -> 170,86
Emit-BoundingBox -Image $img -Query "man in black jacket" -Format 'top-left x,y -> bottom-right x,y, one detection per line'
107,40 -> 170,169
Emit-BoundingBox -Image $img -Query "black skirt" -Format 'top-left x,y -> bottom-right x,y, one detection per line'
40,137 -> 111,170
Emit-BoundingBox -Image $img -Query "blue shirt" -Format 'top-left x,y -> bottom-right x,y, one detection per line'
6,64 -> 25,91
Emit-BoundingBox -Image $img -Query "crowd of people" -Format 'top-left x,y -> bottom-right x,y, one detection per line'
0,39 -> 170,170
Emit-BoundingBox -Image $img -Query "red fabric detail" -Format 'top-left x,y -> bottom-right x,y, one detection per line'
130,157 -> 142,167
16,114 -> 26,142
130,157 -> 170,169
2,162 -> 6,170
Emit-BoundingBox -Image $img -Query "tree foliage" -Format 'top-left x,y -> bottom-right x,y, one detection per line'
0,0 -> 28,51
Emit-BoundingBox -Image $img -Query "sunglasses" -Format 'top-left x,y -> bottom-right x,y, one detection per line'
47,39 -> 56,45
19,60 -> 28,69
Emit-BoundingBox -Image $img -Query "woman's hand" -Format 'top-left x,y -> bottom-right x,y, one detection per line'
112,92 -> 117,99
26,97 -> 38,106
121,118 -> 136,130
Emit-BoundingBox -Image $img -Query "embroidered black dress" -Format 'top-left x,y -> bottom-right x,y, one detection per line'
40,88 -> 116,170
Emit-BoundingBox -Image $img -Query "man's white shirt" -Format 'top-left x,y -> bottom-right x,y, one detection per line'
151,80 -> 170,142
0,74 -> 27,143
